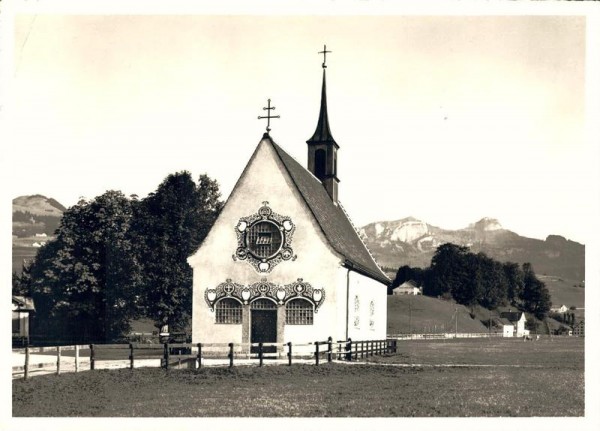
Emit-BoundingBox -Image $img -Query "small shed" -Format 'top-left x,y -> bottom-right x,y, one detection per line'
498,318 -> 515,337
392,280 -> 422,296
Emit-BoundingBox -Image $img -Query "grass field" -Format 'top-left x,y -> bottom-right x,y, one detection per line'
12,337 -> 584,417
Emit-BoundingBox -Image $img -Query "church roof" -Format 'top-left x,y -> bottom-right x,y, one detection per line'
306,70 -> 338,146
269,137 -> 390,285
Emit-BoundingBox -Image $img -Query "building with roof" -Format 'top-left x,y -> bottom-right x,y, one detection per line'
12,296 -> 35,347
500,311 -> 527,337
392,280 -> 422,296
188,49 -> 390,349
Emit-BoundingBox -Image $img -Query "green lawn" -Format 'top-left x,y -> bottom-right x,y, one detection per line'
13,337 -> 584,417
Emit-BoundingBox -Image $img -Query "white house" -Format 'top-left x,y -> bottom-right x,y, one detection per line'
550,304 -> 568,313
187,56 -> 390,353
392,280 -> 422,296
500,311 -> 527,337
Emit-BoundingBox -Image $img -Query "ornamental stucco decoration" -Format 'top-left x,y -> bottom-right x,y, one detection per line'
205,278 -> 325,312
232,201 -> 296,273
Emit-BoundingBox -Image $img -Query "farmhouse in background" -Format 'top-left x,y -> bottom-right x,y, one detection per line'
188,49 -> 390,352
500,311 -> 528,337
12,295 -> 35,347
392,280 -> 422,296
550,304 -> 568,313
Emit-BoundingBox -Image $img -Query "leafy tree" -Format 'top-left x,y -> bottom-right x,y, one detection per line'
503,262 -> 525,305
21,191 -> 142,343
474,253 -> 508,309
427,243 -> 470,299
133,172 -> 222,332
521,263 -> 551,320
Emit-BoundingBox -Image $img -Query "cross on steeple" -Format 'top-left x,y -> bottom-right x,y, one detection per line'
258,98 -> 280,133
319,44 -> 332,68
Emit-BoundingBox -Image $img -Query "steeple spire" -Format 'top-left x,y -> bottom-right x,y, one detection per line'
307,45 -> 337,145
307,45 -> 340,203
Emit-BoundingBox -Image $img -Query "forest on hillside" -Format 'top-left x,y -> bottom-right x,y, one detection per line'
391,243 -> 552,320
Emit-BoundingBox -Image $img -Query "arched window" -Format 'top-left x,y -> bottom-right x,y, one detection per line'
285,299 -> 314,325
215,298 -> 242,324
250,298 -> 277,310
315,149 -> 326,180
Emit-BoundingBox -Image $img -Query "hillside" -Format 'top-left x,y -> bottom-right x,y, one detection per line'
361,217 -> 585,282
387,295 -> 488,335
12,195 -> 66,274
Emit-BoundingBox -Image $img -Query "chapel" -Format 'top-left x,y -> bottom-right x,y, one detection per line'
187,48 -> 390,350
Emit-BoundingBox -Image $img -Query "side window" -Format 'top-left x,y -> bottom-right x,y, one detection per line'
285,299 -> 314,325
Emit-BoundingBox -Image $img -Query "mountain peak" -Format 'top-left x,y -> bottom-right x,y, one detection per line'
470,217 -> 503,232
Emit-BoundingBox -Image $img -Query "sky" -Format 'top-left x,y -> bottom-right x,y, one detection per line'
3,4 -> 600,246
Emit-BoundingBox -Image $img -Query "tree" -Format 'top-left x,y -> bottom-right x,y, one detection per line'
133,172 -> 223,331
521,263 -> 551,320
503,261 -> 525,305
427,243 -> 471,299
21,191 -> 143,343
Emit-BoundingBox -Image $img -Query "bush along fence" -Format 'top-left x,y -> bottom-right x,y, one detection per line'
13,337 -> 397,379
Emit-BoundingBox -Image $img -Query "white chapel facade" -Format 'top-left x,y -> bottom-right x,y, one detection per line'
187,51 -> 390,348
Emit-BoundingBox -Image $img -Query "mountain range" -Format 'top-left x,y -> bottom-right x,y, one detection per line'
360,217 -> 585,282
12,196 -> 585,285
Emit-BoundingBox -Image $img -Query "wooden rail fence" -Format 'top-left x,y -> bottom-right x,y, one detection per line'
13,338 -> 398,379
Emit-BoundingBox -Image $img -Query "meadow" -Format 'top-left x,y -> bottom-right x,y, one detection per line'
12,337 -> 584,417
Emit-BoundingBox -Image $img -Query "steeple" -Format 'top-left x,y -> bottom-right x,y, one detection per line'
307,45 -> 339,204
307,70 -> 337,145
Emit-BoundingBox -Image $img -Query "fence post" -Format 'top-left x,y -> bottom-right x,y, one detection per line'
90,344 -> 95,370
258,343 -> 264,367
24,346 -> 30,380
345,338 -> 352,361
129,343 -> 134,370
228,343 -> 234,367
197,343 -> 202,369
315,341 -> 320,366
327,337 -> 332,363
164,343 -> 169,370
75,345 -> 79,373
287,342 -> 292,366
361,341 -> 364,359
56,346 -> 61,375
